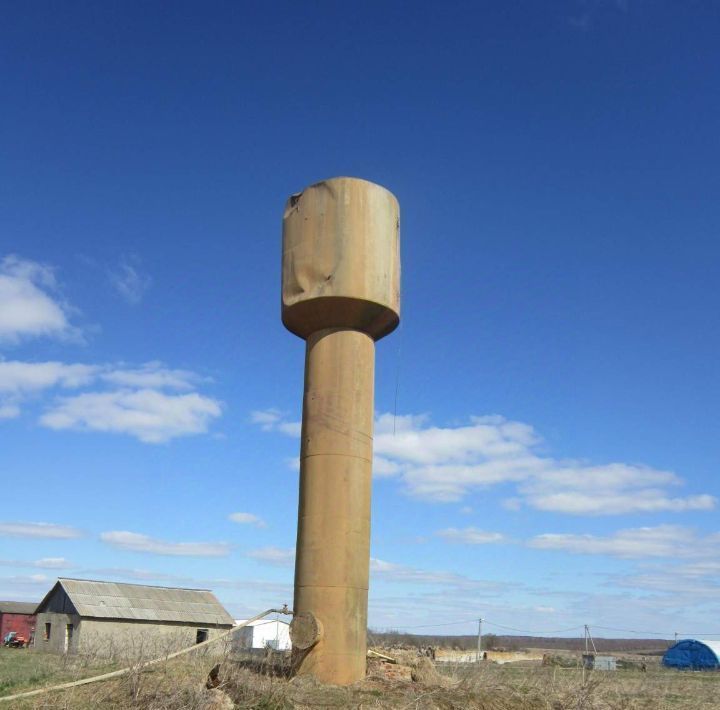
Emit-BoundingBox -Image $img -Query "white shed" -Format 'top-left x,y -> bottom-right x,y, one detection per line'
233,618 -> 291,651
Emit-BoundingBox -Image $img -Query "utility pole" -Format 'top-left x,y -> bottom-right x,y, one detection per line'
584,625 -> 597,654
477,618 -> 483,662
582,625 -> 596,684
674,632 -> 678,642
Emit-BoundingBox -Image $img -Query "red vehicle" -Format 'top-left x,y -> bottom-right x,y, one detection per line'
2,631 -> 28,648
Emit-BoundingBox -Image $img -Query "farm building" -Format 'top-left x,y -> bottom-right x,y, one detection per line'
663,639 -> 720,670
34,578 -> 234,657
233,617 -> 291,651
582,654 -> 617,671
0,601 -> 37,645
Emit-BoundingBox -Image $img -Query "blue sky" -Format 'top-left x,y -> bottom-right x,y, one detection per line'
1,0 -> 719,639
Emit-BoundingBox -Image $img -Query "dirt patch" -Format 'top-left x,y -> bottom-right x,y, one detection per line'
410,656 -> 450,686
367,658 -> 412,682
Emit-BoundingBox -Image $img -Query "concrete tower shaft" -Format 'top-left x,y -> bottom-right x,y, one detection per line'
281,177 -> 400,685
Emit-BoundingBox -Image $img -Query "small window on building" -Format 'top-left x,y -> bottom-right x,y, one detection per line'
44,622 -> 51,641
196,629 -> 209,644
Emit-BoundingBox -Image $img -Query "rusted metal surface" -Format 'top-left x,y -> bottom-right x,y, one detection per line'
282,177 -> 400,685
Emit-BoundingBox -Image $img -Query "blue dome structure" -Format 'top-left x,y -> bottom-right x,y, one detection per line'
662,639 -> 720,670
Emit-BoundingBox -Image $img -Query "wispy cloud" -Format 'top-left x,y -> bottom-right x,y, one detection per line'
0,557 -> 74,569
243,545 -> 512,595
0,403 -> 20,419
250,409 -> 301,436
228,512 -> 267,528
109,255 -> 152,305
99,362 -> 200,391
370,558 -> 512,594
100,531 -> 231,557
0,255 -> 79,344
253,410 -> 714,516
33,557 -> 73,569
85,567 -> 192,583
435,527 -> 506,545
0,522 -> 82,539
246,546 -> 295,567
529,525 -> 720,560
0,573 -> 51,590
567,0 -> 630,31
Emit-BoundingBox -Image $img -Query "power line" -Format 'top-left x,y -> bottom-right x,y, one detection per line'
594,625 -> 720,638
399,619 -> 584,635
398,618 -> 480,630
390,617 -> 720,638
591,625 -> 675,638
483,620 -> 585,635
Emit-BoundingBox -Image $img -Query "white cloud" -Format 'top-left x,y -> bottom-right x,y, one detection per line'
528,525 -> 715,559
0,522 -> 82,539
0,361 -> 219,438
277,420 -> 301,437
34,557 -> 73,569
0,573 -> 50,587
675,560 -> 720,578
372,456 -> 402,477
524,490 -> 715,515
0,256 -> 216,439
251,409 -> 283,430
253,410 -> 715,516
0,361 -> 198,396
517,463 -> 715,515
0,255 -> 77,343
40,388 -> 222,443
0,361 -> 98,393
0,557 -> 74,569
86,567 -> 191,583
100,531 -> 230,557
244,543 -> 510,593
99,362 -> 199,390
0,360 -> 98,418
109,256 -> 152,305
246,546 -> 295,567
374,413 -> 540,464
0,403 -> 20,418
610,570 -> 720,598
436,527 -> 506,545
370,558 -> 511,593
228,512 -> 267,528
251,408 -> 300,436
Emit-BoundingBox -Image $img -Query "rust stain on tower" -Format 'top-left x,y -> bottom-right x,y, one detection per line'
282,177 -> 400,684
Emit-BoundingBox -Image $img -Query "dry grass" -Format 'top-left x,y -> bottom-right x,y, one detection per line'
2,647 -> 718,709
0,647 -> 118,697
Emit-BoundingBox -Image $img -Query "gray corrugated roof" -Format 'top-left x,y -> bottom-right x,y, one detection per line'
50,579 -> 233,626
0,601 -> 38,615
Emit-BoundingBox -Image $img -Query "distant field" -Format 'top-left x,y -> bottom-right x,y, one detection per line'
1,646 -> 718,709
368,631 -> 673,654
